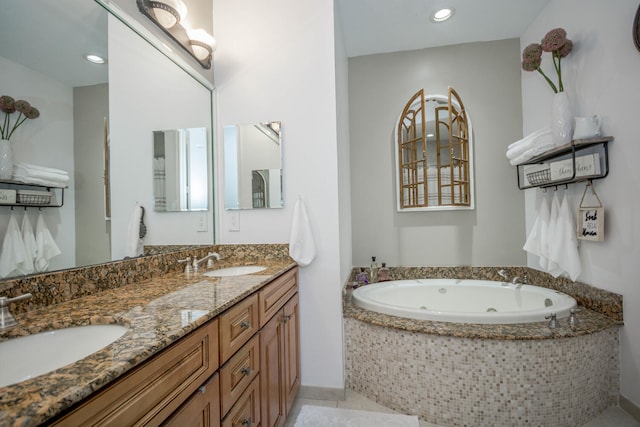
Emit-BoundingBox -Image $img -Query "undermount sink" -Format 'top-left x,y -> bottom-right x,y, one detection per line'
203,265 -> 267,277
0,324 -> 128,388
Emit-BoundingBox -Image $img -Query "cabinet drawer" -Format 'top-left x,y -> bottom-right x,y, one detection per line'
219,294 -> 259,364
258,269 -> 298,327
220,334 -> 260,417
53,319 -> 219,427
162,374 -> 220,427
222,377 -> 261,427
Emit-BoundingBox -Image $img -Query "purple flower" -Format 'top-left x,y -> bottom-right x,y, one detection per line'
0,94 -> 40,139
554,40 -> 573,58
0,95 -> 15,114
522,43 -> 543,62
541,28 -> 568,52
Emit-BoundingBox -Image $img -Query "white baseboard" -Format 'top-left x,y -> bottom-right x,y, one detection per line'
299,385 -> 346,401
620,395 -> 640,422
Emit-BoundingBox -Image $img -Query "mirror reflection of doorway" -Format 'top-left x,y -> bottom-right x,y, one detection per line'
252,170 -> 267,208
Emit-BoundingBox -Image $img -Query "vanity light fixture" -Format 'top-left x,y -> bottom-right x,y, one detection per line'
147,0 -> 187,29
431,8 -> 454,23
85,54 -> 106,64
186,28 -> 217,61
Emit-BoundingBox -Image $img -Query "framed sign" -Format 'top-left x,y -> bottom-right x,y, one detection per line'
577,182 -> 604,241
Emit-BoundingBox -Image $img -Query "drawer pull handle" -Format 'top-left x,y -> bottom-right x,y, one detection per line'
240,366 -> 251,376
239,320 -> 251,329
281,314 -> 292,323
241,417 -> 252,426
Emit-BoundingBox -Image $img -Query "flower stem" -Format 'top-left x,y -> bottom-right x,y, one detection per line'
536,67 -> 559,93
556,51 -> 563,92
7,113 -> 26,140
2,113 -> 9,139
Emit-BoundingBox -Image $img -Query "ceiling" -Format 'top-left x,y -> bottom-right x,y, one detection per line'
336,0 -> 550,58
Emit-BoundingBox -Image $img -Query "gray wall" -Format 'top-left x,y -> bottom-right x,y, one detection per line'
349,38 -> 526,267
73,83 -> 111,266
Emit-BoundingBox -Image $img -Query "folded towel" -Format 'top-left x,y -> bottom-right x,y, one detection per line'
548,192 -> 581,281
13,162 -> 70,185
12,175 -> 68,188
35,212 -> 61,272
0,213 -> 27,278
289,196 -> 316,267
126,205 -> 144,258
19,211 -> 36,275
506,127 -> 552,159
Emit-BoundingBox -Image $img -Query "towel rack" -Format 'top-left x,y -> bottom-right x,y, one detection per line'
515,136 -> 612,190
0,179 -> 65,208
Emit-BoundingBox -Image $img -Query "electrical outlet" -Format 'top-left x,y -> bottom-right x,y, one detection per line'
229,211 -> 240,232
196,212 -> 208,232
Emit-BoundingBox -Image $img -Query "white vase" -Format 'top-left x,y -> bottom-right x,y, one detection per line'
550,92 -> 573,146
0,139 -> 13,179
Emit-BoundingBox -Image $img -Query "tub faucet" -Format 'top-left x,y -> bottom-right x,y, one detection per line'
193,252 -> 222,272
545,313 -> 559,329
0,293 -> 32,331
498,269 -> 508,281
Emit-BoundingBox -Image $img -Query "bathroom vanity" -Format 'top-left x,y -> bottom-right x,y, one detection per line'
0,254 -> 299,427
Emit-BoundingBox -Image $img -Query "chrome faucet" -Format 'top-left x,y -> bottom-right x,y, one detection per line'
498,269 -> 509,286
193,252 -> 222,272
0,293 -> 32,331
177,256 -> 193,274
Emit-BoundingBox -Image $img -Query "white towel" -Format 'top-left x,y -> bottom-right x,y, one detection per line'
289,197 -> 316,267
546,192 -> 563,277
126,205 -> 144,258
19,211 -> 36,275
537,195 -> 551,271
14,162 -> 69,183
548,192 -> 581,281
11,175 -> 68,188
35,212 -> 61,272
0,213 -> 27,278
506,127 -> 552,159
523,193 -> 549,267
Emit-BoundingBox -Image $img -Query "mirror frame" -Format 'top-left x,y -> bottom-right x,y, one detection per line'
394,92 -> 475,212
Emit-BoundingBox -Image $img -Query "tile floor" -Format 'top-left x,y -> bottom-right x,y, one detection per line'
285,389 -> 640,427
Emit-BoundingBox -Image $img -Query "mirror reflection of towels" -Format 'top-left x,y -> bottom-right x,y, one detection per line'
289,197 -> 316,267
20,211 -> 37,275
0,213 -> 27,278
35,212 -> 61,272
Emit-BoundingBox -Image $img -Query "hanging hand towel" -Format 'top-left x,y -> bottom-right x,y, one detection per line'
19,211 -> 36,275
0,213 -> 27,278
537,195 -> 551,271
126,205 -> 144,258
35,212 -> 62,272
546,192 -> 563,277
549,192 -> 581,281
523,192 -> 549,268
289,197 -> 316,267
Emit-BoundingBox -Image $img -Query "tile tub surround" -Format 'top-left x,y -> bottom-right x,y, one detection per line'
344,318 -> 620,427
343,266 -> 622,426
348,266 -> 623,322
0,246 -> 295,426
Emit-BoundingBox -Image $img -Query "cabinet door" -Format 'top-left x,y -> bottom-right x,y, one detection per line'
222,377 -> 261,427
163,374 -> 220,427
282,294 -> 300,415
220,334 -> 260,416
260,313 -> 285,427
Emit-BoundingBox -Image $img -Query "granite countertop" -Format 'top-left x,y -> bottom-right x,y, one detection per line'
0,259 -> 296,427
344,297 -> 620,340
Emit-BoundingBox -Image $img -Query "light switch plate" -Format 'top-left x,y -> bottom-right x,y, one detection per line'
196,212 -> 208,232
229,211 -> 240,232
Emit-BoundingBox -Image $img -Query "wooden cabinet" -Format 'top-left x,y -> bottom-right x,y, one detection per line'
51,267 -> 299,427
52,319 -> 219,426
259,275 -> 300,427
163,374 -> 220,427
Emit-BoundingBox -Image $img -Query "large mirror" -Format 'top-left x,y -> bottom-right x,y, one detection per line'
395,87 -> 474,211
224,122 -> 283,210
153,128 -> 208,212
0,0 -> 213,279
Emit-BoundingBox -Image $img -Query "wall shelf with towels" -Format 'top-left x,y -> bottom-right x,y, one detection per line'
0,180 -> 66,208
516,136 -> 612,190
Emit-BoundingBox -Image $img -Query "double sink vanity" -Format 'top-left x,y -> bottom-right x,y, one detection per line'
0,245 -> 300,427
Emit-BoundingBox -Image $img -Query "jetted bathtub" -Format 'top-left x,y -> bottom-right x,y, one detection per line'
352,279 -> 577,324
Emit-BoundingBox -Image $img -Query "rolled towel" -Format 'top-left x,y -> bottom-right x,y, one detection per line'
509,140 -> 557,166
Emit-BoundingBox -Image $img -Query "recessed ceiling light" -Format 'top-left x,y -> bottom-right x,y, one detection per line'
85,54 -> 106,64
431,8 -> 454,23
